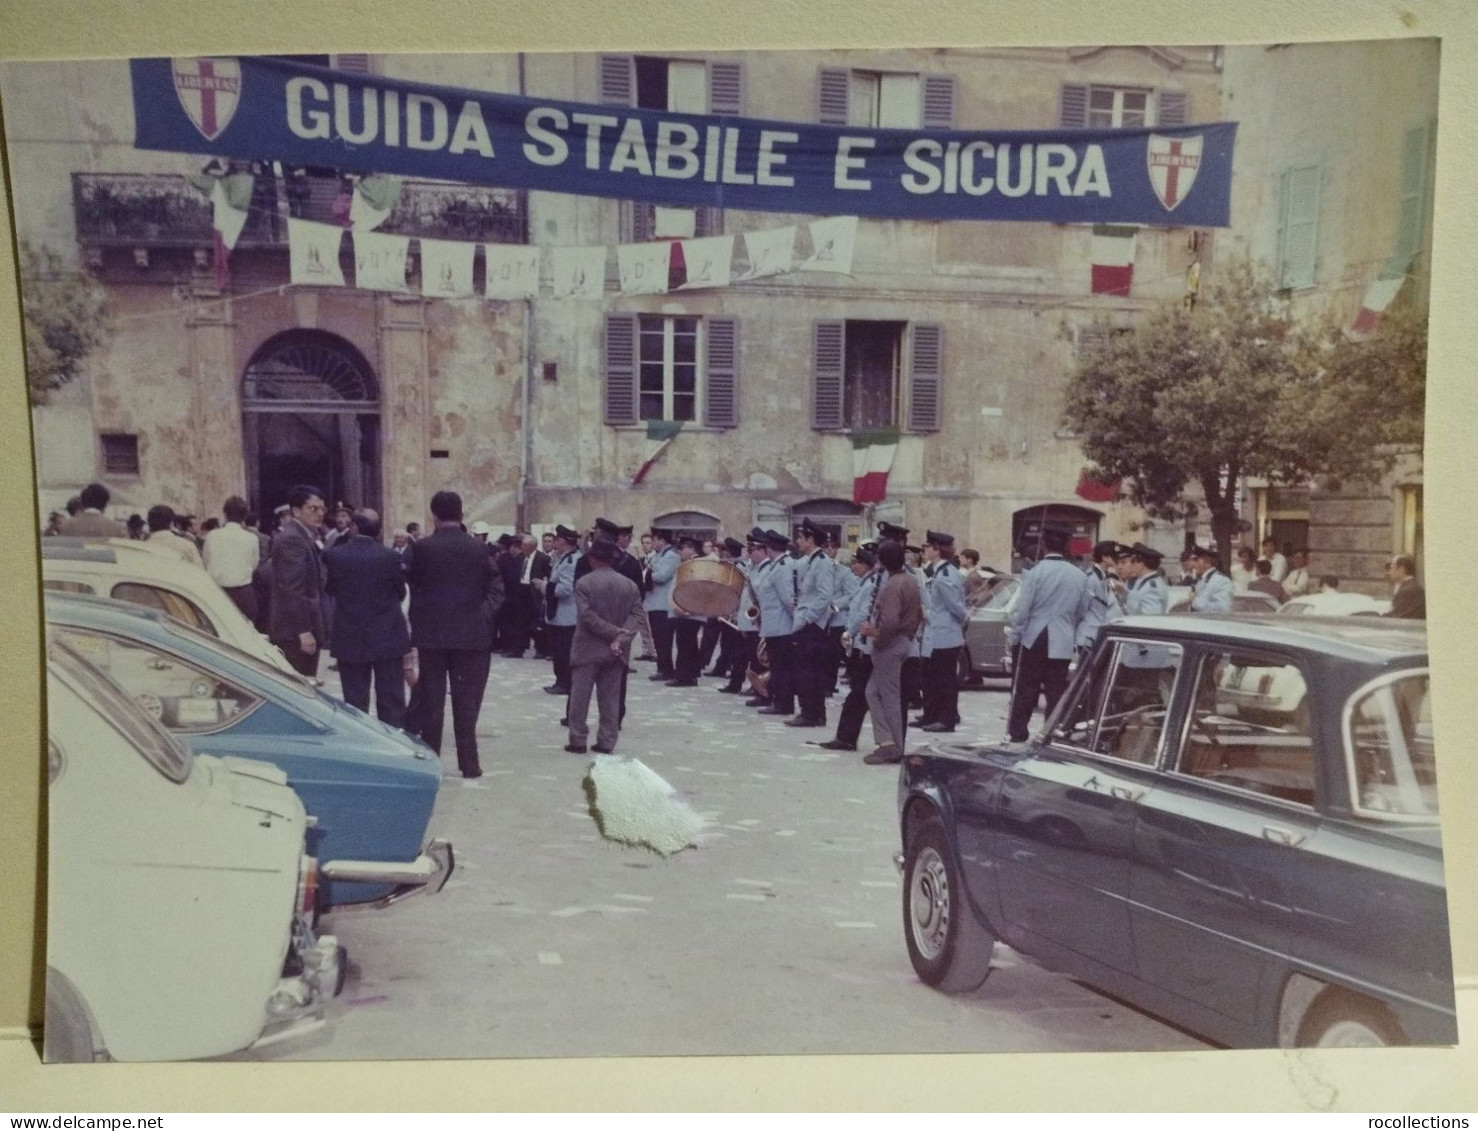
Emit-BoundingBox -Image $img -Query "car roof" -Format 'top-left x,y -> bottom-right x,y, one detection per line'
1114,613 -> 1426,662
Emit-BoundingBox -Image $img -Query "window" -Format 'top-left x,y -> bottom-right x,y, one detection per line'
605,314 -> 738,428
110,583 -> 217,637
818,68 -> 955,129
639,315 -> 700,423
1174,649 -> 1315,807
1059,84 -> 1188,129
43,580 -> 96,595
51,628 -> 259,734
1394,121 -> 1436,267
812,320 -> 942,432
1277,165 -> 1321,290
1051,639 -> 1184,764
1347,670 -> 1436,820
100,433 -> 140,476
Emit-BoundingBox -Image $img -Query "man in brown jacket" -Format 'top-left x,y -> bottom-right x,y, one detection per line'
566,538 -> 645,755
58,483 -> 127,538
861,541 -> 925,765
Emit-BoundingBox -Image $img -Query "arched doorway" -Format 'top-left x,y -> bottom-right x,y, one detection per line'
652,509 -> 720,544
1011,503 -> 1103,569
242,331 -> 381,517
790,497 -> 865,551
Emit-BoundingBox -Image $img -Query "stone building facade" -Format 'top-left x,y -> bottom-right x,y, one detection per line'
13,45 -> 1229,558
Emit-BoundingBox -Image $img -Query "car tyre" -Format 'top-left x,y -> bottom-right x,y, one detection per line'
902,819 -> 994,993
43,967 -> 102,1063
1296,990 -> 1403,1048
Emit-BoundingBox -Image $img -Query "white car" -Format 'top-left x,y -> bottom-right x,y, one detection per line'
42,536 -> 296,675
45,640 -> 343,1061
1280,591 -> 1392,617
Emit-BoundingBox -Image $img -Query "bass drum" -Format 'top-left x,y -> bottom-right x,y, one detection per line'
672,558 -> 745,618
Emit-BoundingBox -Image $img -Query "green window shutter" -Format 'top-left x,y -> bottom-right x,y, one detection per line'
629,201 -> 656,243
708,61 -> 744,115
922,74 -> 957,130
604,314 -> 639,426
599,54 -> 636,105
818,68 -> 851,124
908,324 -> 943,433
704,318 -> 739,428
1059,83 -> 1089,128
812,321 -> 845,430
1393,122 -> 1431,264
1157,90 -> 1190,126
1278,165 -> 1320,290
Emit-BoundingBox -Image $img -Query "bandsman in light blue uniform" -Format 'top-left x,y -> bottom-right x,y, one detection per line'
1077,540 -> 1130,653
919,530 -> 968,733
788,518 -> 837,728
751,529 -> 798,716
1113,540 -> 1175,703
543,523 -> 582,696
1188,544 -> 1234,614
825,542 -> 858,697
722,529 -> 769,696
642,529 -> 680,679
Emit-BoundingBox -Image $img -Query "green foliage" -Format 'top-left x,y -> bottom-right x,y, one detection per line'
1062,258 -> 1426,557
19,242 -> 111,407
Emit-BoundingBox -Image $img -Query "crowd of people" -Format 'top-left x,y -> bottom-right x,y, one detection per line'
46,479 -> 1427,775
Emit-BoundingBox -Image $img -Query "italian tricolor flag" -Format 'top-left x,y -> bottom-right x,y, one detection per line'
632,419 -> 684,486
852,428 -> 900,504
1090,224 -> 1137,296
1350,255 -> 1412,337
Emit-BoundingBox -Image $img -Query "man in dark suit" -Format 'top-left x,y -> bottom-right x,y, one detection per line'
403,491 -> 501,779
325,509 -> 412,727
496,534 -> 528,656
268,484 -> 327,677
1385,554 -> 1427,619
566,538 -> 644,755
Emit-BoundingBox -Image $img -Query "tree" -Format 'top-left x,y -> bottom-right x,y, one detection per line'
19,241 -> 111,407
1061,258 -> 1425,567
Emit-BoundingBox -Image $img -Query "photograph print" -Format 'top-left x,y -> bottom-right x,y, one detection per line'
1,37 -> 1452,1062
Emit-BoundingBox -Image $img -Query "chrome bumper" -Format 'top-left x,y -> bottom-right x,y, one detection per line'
320,838 -> 455,904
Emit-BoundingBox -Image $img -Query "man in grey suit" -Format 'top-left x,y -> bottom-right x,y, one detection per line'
1005,527 -> 1088,743
566,538 -> 645,755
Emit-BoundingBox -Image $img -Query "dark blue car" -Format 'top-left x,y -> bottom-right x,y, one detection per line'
897,614 -> 1454,1048
45,592 -> 452,908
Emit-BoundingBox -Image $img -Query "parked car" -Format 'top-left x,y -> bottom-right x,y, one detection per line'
46,637 -> 343,1061
896,613 -> 1453,1048
45,591 -> 453,908
1167,585 -> 1282,614
42,537 -> 295,675
963,575 -> 1020,679
1281,591 -> 1391,617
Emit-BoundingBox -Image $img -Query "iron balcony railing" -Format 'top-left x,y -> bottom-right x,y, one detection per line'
72,172 -> 528,248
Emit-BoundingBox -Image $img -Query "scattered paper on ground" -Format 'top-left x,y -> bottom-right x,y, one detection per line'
582,756 -> 705,856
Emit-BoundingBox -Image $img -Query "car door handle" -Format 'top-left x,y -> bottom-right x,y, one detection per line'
1110,785 -> 1143,802
1262,826 -> 1306,847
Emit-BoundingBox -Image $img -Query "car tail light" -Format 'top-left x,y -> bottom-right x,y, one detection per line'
298,854 -> 320,918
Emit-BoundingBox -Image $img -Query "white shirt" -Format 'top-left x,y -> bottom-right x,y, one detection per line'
1265,551 -> 1289,582
203,521 -> 261,587
141,530 -> 204,569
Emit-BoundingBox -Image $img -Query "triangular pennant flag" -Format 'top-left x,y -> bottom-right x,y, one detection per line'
353,230 -> 410,292
798,216 -> 858,275
617,242 -> 671,295
287,218 -> 346,287
633,420 -> 685,486
675,235 -> 733,291
736,225 -> 796,281
653,206 -> 696,239
550,246 -> 606,299
851,428 -> 900,504
1091,225 -> 1137,295
419,238 -> 476,298
351,174 -> 402,231
484,244 -> 541,299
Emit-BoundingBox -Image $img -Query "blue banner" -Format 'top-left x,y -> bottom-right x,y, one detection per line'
132,55 -> 1236,227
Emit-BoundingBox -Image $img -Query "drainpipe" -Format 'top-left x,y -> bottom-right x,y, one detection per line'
515,50 -> 532,533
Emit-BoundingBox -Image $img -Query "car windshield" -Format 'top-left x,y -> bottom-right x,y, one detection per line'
48,639 -> 192,783
1347,669 -> 1437,820
978,578 -> 1019,611
162,617 -> 320,703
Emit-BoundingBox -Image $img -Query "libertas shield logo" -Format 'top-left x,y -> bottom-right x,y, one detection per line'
1146,133 -> 1203,211
171,57 -> 242,141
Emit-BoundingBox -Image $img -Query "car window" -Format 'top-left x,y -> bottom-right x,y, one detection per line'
1049,639 -> 1184,764
43,579 -> 96,595
50,626 -> 261,733
110,582 -> 218,637
979,578 -> 1018,610
161,617 -> 321,702
47,639 -> 192,783
1173,648 -> 1315,807
1347,670 -> 1437,820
